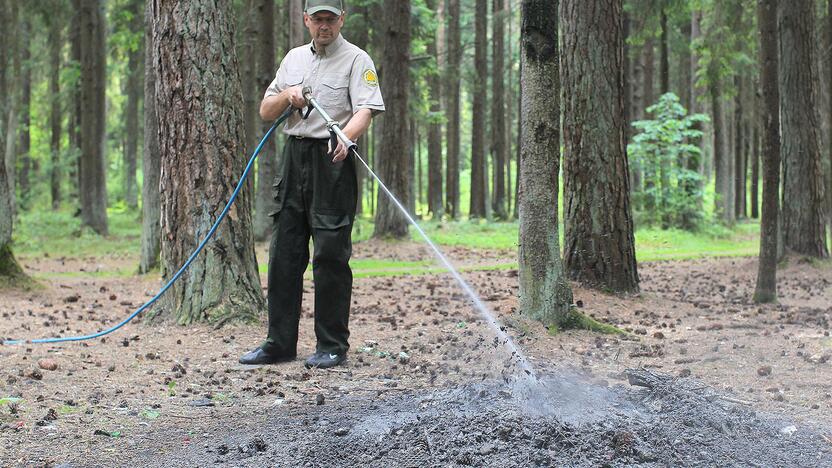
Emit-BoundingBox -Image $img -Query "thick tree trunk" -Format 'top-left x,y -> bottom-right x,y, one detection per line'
78,0 -> 108,235
49,13 -> 62,210
240,0 -> 258,198
491,0 -> 507,220
469,0 -> 487,219
18,19 -> 31,204
828,0 -> 832,236
505,0 -> 513,218
519,0 -> 573,324
445,0 -> 461,219
754,0 -> 780,303
562,0 -> 639,293
426,0 -> 443,219
123,0 -> 143,209
778,0 -> 828,257
253,0 -> 278,241
373,0 -> 411,238
139,0 -> 161,274
288,0 -> 304,48
151,0 -> 264,323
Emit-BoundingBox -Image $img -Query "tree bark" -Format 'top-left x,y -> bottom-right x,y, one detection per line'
150,0 -> 264,323
240,0 -> 258,207
733,75 -> 745,219
78,0 -> 108,235
350,4 -> 370,217
658,9 -> 670,227
426,0 -> 443,219
445,0 -> 461,219
253,0 -> 278,241
288,0 -> 305,48
5,0 -> 20,213
828,0 -> 832,236
562,0 -> 639,293
469,0 -> 488,219
69,0 -> 81,202
48,11 -> 63,210
519,0 -> 573,324
639,38 -> 655,209
18,19 -> 31,204
123,0 -> 143,210
373,0 -> 411,238
778,0 -> 828,257
491,0 -> 507,220
754,0 -> 780,303
750,89 -> 760,219
712,76 -> 732,222
139,0 -> 160,274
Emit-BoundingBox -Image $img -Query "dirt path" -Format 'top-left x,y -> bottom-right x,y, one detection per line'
1,245 -> 830,466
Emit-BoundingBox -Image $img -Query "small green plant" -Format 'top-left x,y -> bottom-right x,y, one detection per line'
167,380 -> 177,396
629,93 -> 710,230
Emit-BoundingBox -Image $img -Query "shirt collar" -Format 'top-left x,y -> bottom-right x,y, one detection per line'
309,34 -> 345,57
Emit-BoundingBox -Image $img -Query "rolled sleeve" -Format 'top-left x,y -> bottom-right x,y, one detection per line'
349,52 -> 385,115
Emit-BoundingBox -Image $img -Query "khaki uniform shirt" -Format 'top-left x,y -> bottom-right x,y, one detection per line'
264,34 -> 385,139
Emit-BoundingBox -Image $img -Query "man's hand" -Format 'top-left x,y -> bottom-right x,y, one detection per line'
328,138 -> 348,163
284,86 -> 306,109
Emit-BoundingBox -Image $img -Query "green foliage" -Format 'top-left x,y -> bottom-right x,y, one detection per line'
628,93 -> 709,229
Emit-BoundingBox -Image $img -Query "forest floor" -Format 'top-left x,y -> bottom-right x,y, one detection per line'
1,237 -> 831,466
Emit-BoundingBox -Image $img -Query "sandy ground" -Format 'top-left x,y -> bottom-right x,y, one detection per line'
0,242 -> 830,466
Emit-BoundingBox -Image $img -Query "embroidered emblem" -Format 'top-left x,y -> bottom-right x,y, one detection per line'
363,69 -> 378,87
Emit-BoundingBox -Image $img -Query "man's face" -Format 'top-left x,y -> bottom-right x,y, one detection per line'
304,11 -> 344,47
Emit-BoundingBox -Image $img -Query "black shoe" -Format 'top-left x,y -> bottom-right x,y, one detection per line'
304,351 -> 346,369
238,347 -> 296,365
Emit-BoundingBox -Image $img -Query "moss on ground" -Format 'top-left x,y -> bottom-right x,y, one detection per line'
547,307 -> 624,335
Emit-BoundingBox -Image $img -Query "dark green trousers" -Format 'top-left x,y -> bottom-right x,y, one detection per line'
264,137 -> 356,355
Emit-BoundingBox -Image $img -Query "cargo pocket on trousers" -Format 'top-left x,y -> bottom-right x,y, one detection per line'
311,210 -> 351,230
268,176 -> 285,217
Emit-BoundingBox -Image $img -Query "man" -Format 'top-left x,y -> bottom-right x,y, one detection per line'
239,0 -> 384,369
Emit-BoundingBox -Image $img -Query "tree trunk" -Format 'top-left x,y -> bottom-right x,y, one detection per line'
426,0 -> 443,219
778,0 -> 829,257
351,4 -> 370,217
123,0 -> 143,210
78,0 -> 108,235
733,75 -> 745,220
828,0 -> 832,236
562,0 -> 639,293
445,0 -> 461,219
139,0 -> 160,274
469,0 -> 488,219
751,94 -> 760,219
288,0 -> 304,48
150,0 -> 264,324
754,0 -> 780,303
18,19 -> 31,205
658,10 -> 670,227
240,0 -> 258,208
712,77 -> 732,222
640,38 -> 655,210
505,0 -> 513,218
48,11 -> 62,210
519,0 -> 573,324
373,0 -> 411,238
253,0 -> 278,241
69,0 -> 81,202
491,0 -> 507,220
687,9 -> 705,211
5,0 -> 20,213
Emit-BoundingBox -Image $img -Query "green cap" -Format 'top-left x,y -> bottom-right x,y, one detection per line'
305,0 -> 343,15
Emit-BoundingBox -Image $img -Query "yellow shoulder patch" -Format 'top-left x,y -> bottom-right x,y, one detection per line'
363,69 -> 378,87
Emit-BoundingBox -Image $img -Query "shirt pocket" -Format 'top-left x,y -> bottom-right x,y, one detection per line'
318,73 -> 350,109
284,72 -> 303,88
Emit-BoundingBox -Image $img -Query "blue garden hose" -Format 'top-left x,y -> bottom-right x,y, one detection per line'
1,108 -> 294,346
